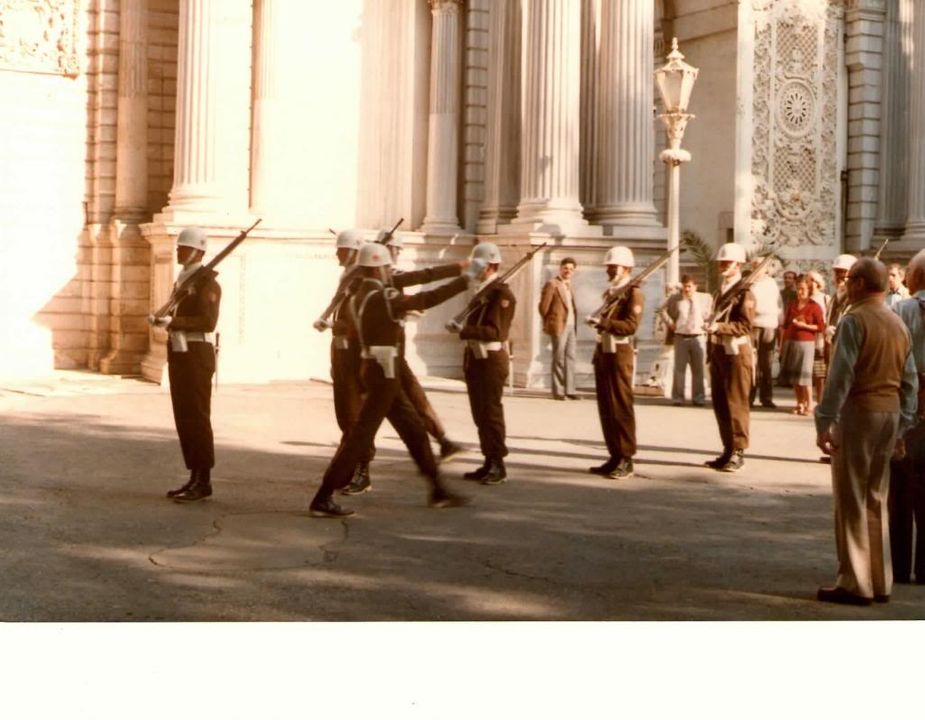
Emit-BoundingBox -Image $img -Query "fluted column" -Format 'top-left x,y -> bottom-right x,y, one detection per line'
901,0 -> 925,244
477,0 -> 521,234
421,0 -> 464,234
591,0 -> 658,226
579,0 -> 600,214
514,0 -> 587,230
162,0 -> 222,217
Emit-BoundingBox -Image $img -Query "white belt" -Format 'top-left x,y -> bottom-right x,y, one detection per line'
361,345 -> 398,379
169,330 -> 214,352
467,340 -> 503,360
711,335 -> 749,355
596,334 -> 631,354
333,336 -> 350,350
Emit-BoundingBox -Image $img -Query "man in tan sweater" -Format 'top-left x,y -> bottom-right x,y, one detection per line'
815,258 -> 918,606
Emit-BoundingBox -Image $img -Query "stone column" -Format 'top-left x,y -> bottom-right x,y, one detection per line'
513,0 -> 587,231
590,0 -> 658,226
160,0 -> 223,219
902,0 -> 925,244
579,0 -> 600,214
101,0 -> 149,374
478,0 -> 521,234
421,0 -> 464,234
876,0 -> 912,239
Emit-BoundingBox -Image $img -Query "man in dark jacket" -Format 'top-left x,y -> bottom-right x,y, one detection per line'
538,257 -> 579,400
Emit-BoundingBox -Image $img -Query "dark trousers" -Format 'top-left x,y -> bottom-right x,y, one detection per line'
889,423 -> 925,582
749,327 -> 776,405
167,342 -> 215,470
399,358 -> 445,441
593,345 -> 636,460
709,343 -> 752,451
315,360 -> 440,503
464,348 -> 509,462
331,344 -> 374,464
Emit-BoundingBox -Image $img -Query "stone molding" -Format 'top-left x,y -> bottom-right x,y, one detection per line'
0,0 -> 81,77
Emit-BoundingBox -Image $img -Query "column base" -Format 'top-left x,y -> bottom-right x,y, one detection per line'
99,347 -> 146,376
140,335 -> 168,385
588,205 -> 661,228
419,222 -> 463,236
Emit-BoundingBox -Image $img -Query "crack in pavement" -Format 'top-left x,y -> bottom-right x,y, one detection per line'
481,558 -> 610,602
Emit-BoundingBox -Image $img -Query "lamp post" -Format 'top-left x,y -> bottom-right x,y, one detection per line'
656,37 -> 699,289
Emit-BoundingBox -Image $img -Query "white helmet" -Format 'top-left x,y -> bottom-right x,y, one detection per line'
177,227 -> 207,253
603,246 -> 634,268
832,253 -> 857,271
336,229 -> 364,251
715,243 -> 746,263
356,242 -> 391,268
471,242 -> 502,265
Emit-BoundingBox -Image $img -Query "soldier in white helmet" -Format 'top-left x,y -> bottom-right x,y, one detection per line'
705,242 -> 754,473
586,246 -> 643,480
453,242 -> 517,485
147,227 -> 222,502
309,243 -> 482,517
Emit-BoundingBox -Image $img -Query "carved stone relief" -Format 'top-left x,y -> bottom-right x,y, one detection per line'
0,0 -> 81,77
749,0 -> 843,250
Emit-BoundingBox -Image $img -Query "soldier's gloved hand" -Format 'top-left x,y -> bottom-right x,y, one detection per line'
146,314 -> 157,327
313,318 -> 332,332
463,257 -> 488,282
585,315 -> 600,328
446,319 -> 464,333
152,315 -> 172,328
707,322 -> 720,334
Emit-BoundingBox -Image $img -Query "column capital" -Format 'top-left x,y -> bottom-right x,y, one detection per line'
429,0 -> 464,11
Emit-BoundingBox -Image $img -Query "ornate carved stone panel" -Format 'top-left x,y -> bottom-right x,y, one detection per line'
0,0 -> 81,77
749,0 -> 843,250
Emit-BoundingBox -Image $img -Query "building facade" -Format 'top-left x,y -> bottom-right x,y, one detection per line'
1,0 -> 922,386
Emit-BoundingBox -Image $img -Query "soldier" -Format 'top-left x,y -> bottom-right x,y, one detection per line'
452,242 -> 517,485
705,242 -> 755,473
148,227 -> 222,502
587,246 -> 643,480
309,243 -> 482,517
383,230 -> 465,463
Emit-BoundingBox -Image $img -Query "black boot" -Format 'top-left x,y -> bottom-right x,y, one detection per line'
174,468 -> 213,503
342,463 -> 372,495
481,459 -> 507,485
310,494 -> 355,518
705,450 -> 732,469
429,479 -> 471,508
719,450 -> 745,473
463,461 -> 490,481
606,458 -> 634,479
589,458 -> 620,475
167,470 -> 197,499
439,437 -> 464,461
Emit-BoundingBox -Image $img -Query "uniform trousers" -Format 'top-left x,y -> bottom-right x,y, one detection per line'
593,345 -> 636,460
550,326 -> 577,398
888,421 -> 925,583
749,326 -> 777,405
708,342 -> 752,451
463,348 -> 509,462
830,404 -> 897,599
399,358 -> 445,441
331,343 -> 374,464
671,334 -> 705,404
167,342 -> 216,470
316,360 -> 439,502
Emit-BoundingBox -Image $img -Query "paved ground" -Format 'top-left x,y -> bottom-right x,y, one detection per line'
1,370 -> 923,621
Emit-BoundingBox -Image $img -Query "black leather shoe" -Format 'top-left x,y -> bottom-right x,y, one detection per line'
705,451 -> 732,469
174,480 -> 212,503
429,488 -> 471,508
607,458 -> 634,480
310,498 -> 355,518
481,461 -> 507,485
719,450 -> 744,473
761,401 -> 777,409
816,586 -> 872,606
567,394 -> 580,400
167,471 -> 197,499
439,438 -> 464,461
553,395 -> 566,401
342,464 -> 372,495
589,458 -> 619,475
463,463 -> 489,481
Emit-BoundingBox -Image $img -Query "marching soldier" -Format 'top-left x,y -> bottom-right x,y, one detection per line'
309,243 -> 483,517
705,242 -> 755,473
148,227 -> 222,502
453,242 -> 517,485
587,246 -> 643,480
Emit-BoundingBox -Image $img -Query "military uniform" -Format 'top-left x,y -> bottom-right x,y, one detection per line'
311,266 -> 469,515
592,283 -> 644,477
708,283 -> 755,467
166,268 -> 221,489
459,278 -> 516,483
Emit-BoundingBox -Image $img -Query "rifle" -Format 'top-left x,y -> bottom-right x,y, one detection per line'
313,218 -> 404,331
872,237 -> 889,260
586,245 -> 679,324
445,242 -> 548,332
707,253 -> 774,326
152,218 -> 262,318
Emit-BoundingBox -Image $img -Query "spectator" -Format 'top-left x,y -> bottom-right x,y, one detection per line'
661,274 -> 712,406
886,263 -> 910,309
538,257 -> 579,400
780,269 -> 798,316
806,270 -> 830,406
748,260 -> 783,409
779,278 -> 824,416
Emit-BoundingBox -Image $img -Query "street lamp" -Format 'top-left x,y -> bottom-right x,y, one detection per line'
656,37 -> 699,289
